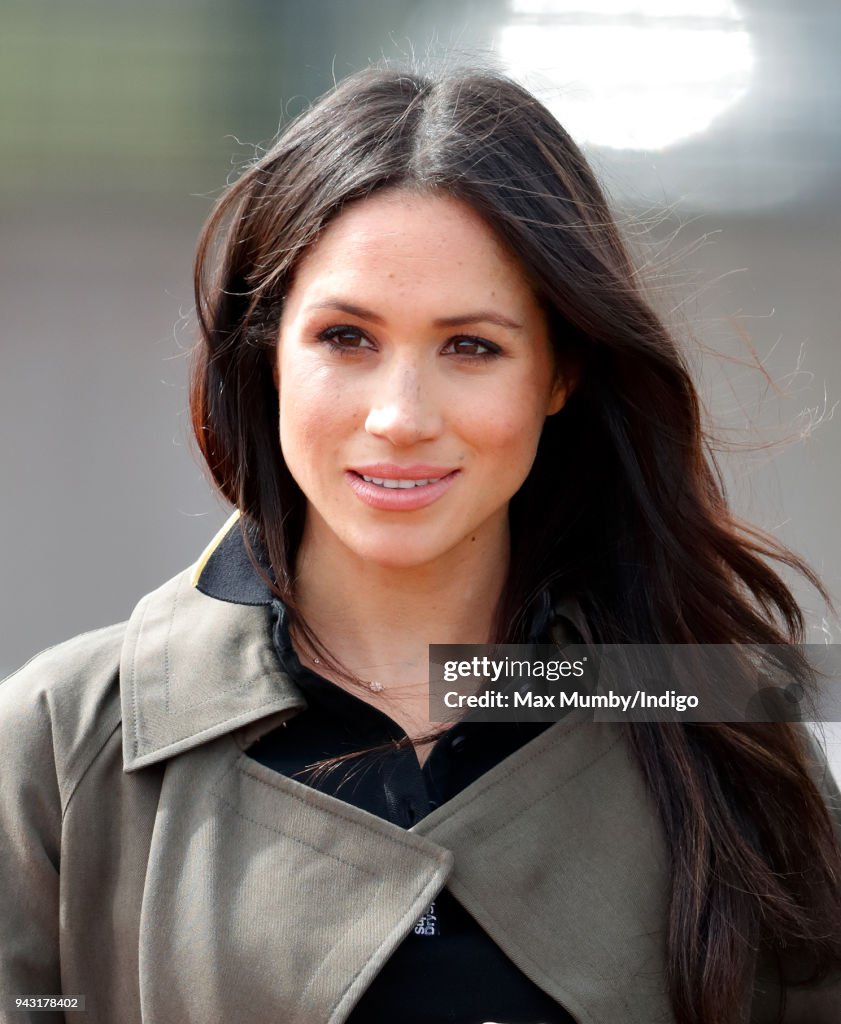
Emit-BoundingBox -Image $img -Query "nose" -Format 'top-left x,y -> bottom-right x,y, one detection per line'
364,359 -> 443,447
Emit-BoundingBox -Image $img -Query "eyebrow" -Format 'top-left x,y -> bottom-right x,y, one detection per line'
304,299 -> 524,332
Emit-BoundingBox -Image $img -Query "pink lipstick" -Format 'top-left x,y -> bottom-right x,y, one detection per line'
345,466 -> 461,511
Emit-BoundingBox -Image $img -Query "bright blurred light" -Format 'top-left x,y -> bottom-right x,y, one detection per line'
496,0 -> 754,150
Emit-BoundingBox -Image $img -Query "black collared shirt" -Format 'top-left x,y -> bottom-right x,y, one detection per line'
198,521 -> 579,1023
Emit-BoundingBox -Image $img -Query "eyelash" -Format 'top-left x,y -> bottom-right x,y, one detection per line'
316,325 -> 502,362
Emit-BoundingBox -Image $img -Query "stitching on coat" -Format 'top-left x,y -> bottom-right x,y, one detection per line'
317,870 -> 445,1022
131,579 -> 293,724
129,697 -> 304,763
129,592 -> 152,760
162,584 -> 286,714
420,722 -> 624,837
211,789 -> 380,879
234,760 -> 450,860
62,716 -> 123,822
170,663 -> 293,713
163,572 -> 184,718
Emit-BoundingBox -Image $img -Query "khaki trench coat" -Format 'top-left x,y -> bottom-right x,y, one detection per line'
2,537 -> 841,1023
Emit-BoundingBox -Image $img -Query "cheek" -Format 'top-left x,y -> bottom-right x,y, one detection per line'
278,367 -> 356,455
456,382 -> 548,459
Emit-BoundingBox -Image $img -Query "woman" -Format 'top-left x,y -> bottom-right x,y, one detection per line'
2,65 -> 841,1024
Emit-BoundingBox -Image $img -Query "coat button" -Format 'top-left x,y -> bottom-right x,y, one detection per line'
450,733 -> 466,752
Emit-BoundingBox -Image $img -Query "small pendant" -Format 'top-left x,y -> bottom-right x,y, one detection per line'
369,680 -> 384,692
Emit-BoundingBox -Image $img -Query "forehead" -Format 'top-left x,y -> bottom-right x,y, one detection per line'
285,189 -> 538,311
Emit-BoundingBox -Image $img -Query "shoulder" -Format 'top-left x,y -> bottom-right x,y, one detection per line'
0,621 -> 128,812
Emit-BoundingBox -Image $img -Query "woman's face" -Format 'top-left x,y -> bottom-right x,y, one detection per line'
275,189 -> 571,571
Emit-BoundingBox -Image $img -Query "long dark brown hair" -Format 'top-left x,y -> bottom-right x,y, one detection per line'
190,65 -> 841,1023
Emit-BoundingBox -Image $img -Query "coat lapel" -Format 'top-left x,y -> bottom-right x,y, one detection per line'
411,715 -> 675,1024
136,735 -> 453,1024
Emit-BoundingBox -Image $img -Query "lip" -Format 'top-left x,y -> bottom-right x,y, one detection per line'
351,462 -> 458,480
345,468 -> 461,511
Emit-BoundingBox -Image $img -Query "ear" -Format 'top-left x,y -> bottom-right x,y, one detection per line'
546,370 -> 575,416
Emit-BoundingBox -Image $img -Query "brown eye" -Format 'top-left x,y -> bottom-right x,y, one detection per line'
445,336 -> 502,360
317,326 -> 375,353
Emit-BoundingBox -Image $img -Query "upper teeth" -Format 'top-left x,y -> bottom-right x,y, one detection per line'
361,475 -> 442,488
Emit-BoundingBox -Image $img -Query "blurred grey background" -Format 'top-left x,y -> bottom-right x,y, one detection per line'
2,0 -> 840,763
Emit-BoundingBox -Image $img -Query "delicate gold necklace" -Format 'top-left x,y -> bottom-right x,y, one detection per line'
310,655 -> 384,692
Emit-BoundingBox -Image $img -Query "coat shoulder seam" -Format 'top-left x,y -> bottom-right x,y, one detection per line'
61,714 -> 124,822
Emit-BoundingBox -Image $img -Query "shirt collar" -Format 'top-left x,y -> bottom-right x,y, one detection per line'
191,510 -> 275,606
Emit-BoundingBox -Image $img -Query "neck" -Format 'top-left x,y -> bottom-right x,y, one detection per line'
292,520 -> 510,689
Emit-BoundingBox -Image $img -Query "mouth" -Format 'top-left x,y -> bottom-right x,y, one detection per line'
345,469 -> 461,510
354,473 -> 451,489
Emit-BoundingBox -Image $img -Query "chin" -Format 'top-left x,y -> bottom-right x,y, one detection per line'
356,549 -> 442,572
346,533 -> 451,572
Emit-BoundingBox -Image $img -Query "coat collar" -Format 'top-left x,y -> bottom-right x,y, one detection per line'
120,510 -> 595,772
120,512 -> 301,771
